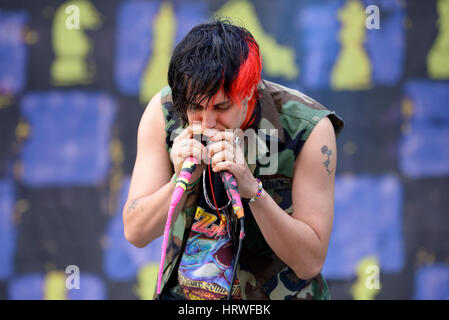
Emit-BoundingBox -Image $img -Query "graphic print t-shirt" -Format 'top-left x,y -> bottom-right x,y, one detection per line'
177,169 -> 241,300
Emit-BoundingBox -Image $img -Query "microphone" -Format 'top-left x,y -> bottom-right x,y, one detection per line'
174,156 -> 198,192
202,135 -> 245,219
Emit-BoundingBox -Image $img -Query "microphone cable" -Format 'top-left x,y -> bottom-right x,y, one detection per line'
227,216 -> 244,300
206,164 -> 245,300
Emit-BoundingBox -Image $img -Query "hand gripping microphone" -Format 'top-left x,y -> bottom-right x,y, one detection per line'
156,135 -> 245,300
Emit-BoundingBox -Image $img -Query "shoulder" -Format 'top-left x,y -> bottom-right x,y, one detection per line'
304,115 -> 337,158
143,86 -> 184,152
260,80 -> 344,140
141,86 -> 175,130
160,85 -> 172,104
261,80 -> 328,113
309,116 -> 336,142
137,91 -> 167,148
141,90 -> 163,125
295,115 -> 337,181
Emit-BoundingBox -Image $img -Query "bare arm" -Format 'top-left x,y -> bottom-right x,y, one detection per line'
122,92 -> 185,248
123,92 -> 209,248
248,116 -> 337,279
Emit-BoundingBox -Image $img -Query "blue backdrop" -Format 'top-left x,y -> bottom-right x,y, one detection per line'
0,0 -> 448,300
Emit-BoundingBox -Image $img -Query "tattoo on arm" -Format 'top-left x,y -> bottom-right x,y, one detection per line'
320,145 -> 332,175
127,198 -> 141,215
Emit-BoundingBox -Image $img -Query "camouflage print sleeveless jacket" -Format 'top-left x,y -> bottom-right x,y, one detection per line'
155,80 -> 344,300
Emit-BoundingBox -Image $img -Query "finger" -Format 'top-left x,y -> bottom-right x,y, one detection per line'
176,134 -> 204,150
178,147 -> 203,167
211,130 -> 244,156
203,128 -> 219,140
210,150 -> 234,167
211,130 -> 235,145
180,139 -> 208,163
176,124 -> 217,147
173,126 -> 193,144
190,121 -> 203,141
212,160 -> 236,174
181,148 -> 204,166
173,121 -> 206,142
207,140 -> 234,159
172,138 -> 200,165
233,148 -> 246,165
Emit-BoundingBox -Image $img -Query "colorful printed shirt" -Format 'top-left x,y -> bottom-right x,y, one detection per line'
177,168 -> 241,300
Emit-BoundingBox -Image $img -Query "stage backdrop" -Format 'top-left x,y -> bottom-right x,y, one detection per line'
0,0 -> 448,300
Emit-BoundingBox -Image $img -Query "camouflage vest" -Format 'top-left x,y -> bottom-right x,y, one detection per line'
156,80 -> 344,300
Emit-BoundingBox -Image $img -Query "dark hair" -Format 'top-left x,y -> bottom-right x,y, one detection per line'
167,19 -> 262,127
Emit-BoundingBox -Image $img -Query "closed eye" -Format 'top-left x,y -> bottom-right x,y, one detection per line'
214,102 -> 231,111
215,104 -> 230,111
189,101 -> 231,112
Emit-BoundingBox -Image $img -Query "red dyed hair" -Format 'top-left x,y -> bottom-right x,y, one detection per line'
228,38 -> 262,130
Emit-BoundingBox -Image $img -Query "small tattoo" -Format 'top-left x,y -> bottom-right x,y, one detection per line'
127,199 -> 140,214
321,145 -> 332,175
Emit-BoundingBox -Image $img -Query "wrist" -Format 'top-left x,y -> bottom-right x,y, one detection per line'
244,178 -> 263,203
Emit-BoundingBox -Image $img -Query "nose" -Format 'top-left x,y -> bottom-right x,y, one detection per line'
201,109 -> 216,129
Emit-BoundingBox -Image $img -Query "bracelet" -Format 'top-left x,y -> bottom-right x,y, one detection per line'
246,178 -> 263,203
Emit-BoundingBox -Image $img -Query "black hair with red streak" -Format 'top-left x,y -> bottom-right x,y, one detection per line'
168,19 -> 262,129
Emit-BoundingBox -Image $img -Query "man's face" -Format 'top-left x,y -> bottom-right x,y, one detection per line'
186,89 -> 248,132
